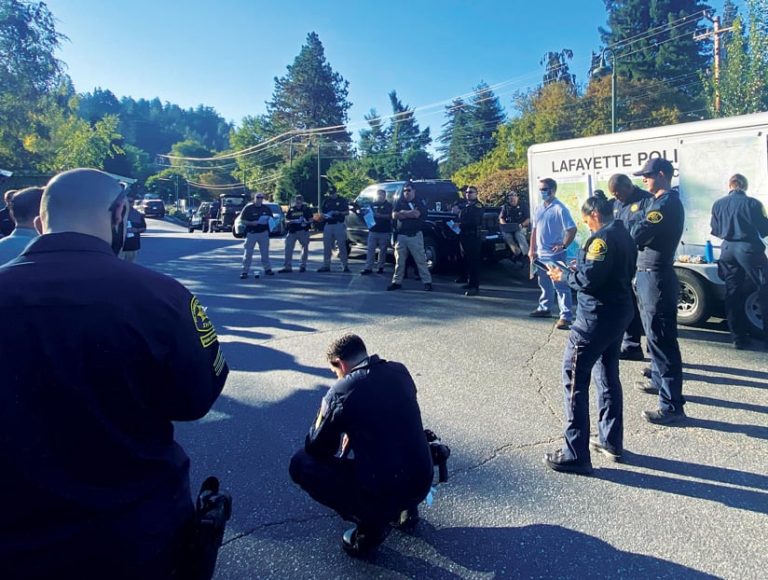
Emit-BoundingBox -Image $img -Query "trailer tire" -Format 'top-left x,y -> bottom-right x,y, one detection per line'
676,268 -> 710,326
423,234 -> 440,273
745,290 -> 765,338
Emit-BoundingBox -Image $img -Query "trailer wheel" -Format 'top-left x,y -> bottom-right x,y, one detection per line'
676,269 -> 710,326
745,290 -> 765,338
423,234 -> 440,273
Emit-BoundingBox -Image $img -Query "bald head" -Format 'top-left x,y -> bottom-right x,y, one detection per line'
607,174 -> 634,203
42,169 -> 127,243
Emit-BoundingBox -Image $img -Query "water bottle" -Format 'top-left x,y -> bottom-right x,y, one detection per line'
704,240 -> 714,264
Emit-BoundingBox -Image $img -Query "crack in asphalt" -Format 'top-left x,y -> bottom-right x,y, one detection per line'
222,513 -> 336,546
526,322 -> 561,420
450,436 -> 561,478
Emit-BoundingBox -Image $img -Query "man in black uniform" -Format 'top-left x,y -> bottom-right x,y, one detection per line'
279,194 -> 314,273
317,187 -> 350,272
608,173 -> 654,361
0,168 -> 229,578
388,183 -> 433,291
711,173 -> 768,349
453,185 -> 484,296
360,189 -> 393,275
289,334 -> 433,557
631,158 -> 686,425
0,189 -> 16,237
121,194 -> 148,263
499,191 -> 530,259
239,192 -> 274,279
543,192 -> 636,473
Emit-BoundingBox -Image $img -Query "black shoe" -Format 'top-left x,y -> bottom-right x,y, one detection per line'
377,268 -> 384,274
277,267 -> 292,273
635,381 -> 659,395
265,269 -> 274,276
360,269 -> 373,275
253,273 -> 260,279
619,347 -> 644,361
641,366 -> 652,379
424,283 -> 433,291
543,449 -> 593,475
529,309 -> 552,318
341,524 -> 389,558
299,265 -> 306,272
386,283 -> 402,291
733,338 -> 750,350
589,437 -> 622,462
454,277 -> 468,284
342,267 -> 351,273
642,408 -> 686,425
391,506 -> 419,532
239,272 -> 248,279
316,266 -> 331,272
460,283 -> 472,290
464,288 -> 479,296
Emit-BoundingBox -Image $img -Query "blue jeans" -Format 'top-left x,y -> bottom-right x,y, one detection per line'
536,252 -> 572,321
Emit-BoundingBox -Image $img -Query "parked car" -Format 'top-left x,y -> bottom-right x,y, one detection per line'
265,202 -> 286,236
209,193 -> 248,232
345,180 -> 509,272
140,198 -> 166,219
188,202 -> 213,232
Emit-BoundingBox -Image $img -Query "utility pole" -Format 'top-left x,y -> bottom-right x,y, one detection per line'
316,141 -> 321,210
696,13 -> 734,115
289,136 -> 294,167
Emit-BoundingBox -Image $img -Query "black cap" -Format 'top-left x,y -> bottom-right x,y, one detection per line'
633,158 -> 674,177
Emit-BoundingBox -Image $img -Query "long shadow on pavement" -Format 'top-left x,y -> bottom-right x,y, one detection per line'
376,521 -> 716,578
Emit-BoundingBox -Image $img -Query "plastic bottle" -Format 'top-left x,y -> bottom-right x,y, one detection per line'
704,240 -> 714,263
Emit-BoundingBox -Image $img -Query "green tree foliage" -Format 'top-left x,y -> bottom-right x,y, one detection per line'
229,114 -> 283,195
468,82 -> 506,161
266,32 -> 351,140
326,159 -> 373,199
541,50 -> 576,89
277,150 -> 333,205
704,1 -> 768,116
146,169 -> 187,203
358,109 -> 388,156
437,98 -> 474,177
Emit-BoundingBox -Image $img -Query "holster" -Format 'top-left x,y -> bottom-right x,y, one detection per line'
190,476 -> 233,580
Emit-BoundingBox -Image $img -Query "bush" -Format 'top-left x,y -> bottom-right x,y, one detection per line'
458,167 -> 529,206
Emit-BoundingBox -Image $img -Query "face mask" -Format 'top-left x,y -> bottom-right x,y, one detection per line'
540,190 -> 553,202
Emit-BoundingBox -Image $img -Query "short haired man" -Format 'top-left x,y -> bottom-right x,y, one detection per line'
317,187 -> 350,273
453,185 -> 484,296
711,173 -> 768,349
631,158 -> 686,424
0,168 -> 228,577
0,187 -> 43,266
360,189 -> 393,275
289,334 -> 433,557
279,194 -> 314,273
387,183 -> 433,291
499,191 -> 530,259
0,189 -> 16,237
120,195 -> 148,263
528,178 -> 577,329
608,174 -> 654,361
239,192 -> 274,279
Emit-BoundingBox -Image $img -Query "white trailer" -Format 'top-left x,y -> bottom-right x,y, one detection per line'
528,112 -> 768,334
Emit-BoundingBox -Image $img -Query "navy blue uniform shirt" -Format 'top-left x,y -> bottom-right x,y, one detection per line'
499,202 -> 528,225
613,186 -> 653,231
631,189 -> 685,270
240,202 -> 274,233
568,220 -> 637,318
394,196 -> 427,236
306,355 -> 433,498
711,189 -> 768,249
0,233 -> 228,571
321,195 -> 349,224
285,205 -> 313,233
456,200 -> 484,237
369,200 -> 393,233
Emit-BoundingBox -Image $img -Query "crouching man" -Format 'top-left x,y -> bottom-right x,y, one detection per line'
289,334 -> 433,557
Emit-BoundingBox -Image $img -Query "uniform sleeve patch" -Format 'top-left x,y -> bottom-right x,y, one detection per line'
647,210 -> 663,224
586,238 -> 608,261
630,203 -> 640,212
191,296 -> 217,348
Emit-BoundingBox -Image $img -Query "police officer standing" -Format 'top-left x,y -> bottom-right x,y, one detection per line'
631,158 -> 686,424
710,173 -> 768,349
608,174 -> 654,360
317,187 -> 350,273
289,334 -> 433,558
360,189 -> 393,275
453,185 -> 484,296
387,183 -> 433,291
239,192 -> 274,279
543,192 -> 636,474
279,194 -> 313,273
0,168 -> 228,578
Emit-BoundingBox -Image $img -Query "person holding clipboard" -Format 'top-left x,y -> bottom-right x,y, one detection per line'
360,189 -> 393,275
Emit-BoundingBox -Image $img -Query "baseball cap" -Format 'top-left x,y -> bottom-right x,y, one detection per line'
633,158 -> 674,177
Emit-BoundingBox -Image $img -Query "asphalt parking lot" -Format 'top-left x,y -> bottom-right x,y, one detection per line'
144,221 -> 767,579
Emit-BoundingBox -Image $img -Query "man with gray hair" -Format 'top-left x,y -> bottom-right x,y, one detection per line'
0,187 -> 43,265
0,168 -> 228,577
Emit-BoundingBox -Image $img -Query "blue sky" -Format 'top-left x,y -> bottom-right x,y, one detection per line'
46,0 -> 737,143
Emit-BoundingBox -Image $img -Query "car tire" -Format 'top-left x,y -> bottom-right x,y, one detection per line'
745,289 -> 765,338
188,227 -> 194,233
422,234 -> 440,273
676,268 -> 710,326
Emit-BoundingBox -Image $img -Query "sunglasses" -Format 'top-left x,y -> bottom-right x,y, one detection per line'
403,188 -> 412,192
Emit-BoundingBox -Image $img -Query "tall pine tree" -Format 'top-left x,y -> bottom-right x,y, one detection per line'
437,98 -> 474,177
467,82 -> 505,162
266,32 -> 351,140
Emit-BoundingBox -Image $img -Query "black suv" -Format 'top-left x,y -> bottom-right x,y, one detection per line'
140,198 -> 165,219
346,180 -> 509,272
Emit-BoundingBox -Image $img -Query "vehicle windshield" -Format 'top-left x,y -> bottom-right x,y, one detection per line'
223,197 -> 245,206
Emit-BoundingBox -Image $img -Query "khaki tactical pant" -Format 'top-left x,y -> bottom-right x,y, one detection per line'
392,231 -> 432,284
284,230 -> 310,269
242,230 -> 271,273
322,223 -> 348,268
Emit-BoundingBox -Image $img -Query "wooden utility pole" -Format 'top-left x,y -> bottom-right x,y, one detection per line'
696,14 -> 734,114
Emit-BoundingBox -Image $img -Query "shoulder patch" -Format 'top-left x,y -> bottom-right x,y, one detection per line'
586,238 -> 608,261
191,296 -> 218,348
647,210 -> 663,224
630,203 -> 640,212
